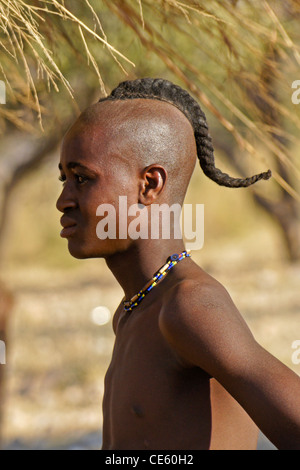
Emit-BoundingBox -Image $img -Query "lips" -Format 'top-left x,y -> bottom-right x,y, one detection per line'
60,215 -> 77,238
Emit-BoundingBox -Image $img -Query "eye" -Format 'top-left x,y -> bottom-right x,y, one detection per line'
75,174 -> 88,185
58,173 -> 89,186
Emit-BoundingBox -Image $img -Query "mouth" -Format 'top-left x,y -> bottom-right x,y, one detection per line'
60,216 -> 78,238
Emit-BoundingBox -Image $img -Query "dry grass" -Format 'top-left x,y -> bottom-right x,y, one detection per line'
0,0 -> 134,130
1,0 -> 300,197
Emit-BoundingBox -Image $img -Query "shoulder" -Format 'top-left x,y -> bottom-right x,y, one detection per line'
165,274 -> 235,312
159,273 -> 256,376
160,273 -> 239,334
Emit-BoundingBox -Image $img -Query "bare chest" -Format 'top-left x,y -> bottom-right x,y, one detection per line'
102,308 -> 211,449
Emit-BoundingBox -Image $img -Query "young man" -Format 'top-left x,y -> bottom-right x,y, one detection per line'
57,78 -> 300,450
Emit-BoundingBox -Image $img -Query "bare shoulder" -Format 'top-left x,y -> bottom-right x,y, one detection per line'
160,266 -> 300,450
164,270 -> 239,314
159,267 -> 257,376
160,268 -> 251,334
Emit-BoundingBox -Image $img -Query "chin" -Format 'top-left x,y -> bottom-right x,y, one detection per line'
67,238 -> 117,259
67,240 -> 97,259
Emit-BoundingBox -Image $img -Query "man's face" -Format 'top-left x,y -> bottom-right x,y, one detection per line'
56,118 -> 137,259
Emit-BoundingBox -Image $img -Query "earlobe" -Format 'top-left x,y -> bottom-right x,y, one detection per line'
138,165 -> 167,205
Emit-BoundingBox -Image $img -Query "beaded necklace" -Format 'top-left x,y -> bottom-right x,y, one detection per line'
122,250 -> 191,312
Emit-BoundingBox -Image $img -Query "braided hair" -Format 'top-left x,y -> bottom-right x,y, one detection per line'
99,78 -> 272,188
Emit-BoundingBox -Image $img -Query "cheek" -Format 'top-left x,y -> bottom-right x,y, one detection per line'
77,193 -> 118,244
78,179 -> 138,237
78,189 -> 104,223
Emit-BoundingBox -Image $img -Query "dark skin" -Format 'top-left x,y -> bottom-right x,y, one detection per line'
57,99 -> 300,450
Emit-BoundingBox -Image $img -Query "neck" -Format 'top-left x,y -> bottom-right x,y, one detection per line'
104,239 -> 186,300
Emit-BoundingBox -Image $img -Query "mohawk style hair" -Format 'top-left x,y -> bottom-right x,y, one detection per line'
99,78 -> 272,188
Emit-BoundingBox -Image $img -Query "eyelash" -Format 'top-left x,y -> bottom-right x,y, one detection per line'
59,174 -> 88,185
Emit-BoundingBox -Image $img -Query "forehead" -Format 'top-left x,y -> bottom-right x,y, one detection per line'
60,109 -> 132,172
60,98 -> 194,171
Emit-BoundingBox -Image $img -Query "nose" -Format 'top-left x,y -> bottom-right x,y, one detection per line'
56,184 -> 78,213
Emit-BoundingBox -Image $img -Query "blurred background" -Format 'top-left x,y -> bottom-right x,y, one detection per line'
0,0 -> 299,450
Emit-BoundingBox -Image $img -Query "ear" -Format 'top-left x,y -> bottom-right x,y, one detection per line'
138,164 -> 168,206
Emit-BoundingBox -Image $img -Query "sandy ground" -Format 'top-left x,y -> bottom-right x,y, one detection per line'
0,237 -> 299,450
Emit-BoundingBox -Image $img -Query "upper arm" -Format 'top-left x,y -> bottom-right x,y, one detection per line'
159,279 -> 300,449
160,279 -> 255,379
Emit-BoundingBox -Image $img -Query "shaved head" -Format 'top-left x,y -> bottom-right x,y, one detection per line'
58,98 -> 199,259
72,98 -> 197,204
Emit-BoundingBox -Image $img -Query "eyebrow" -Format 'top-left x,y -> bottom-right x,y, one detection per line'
58,162 -> 91,172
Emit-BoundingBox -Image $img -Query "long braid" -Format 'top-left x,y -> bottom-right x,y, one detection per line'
99,78 -> 272,188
